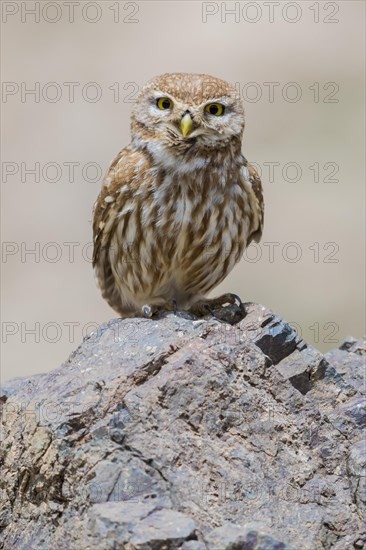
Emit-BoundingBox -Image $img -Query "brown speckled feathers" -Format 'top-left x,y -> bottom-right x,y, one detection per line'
93,73 -> 263,316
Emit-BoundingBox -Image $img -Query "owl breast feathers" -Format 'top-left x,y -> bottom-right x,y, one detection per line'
93,72 -> 264,317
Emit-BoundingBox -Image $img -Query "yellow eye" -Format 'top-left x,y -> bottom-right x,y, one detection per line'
205,103 -> 225,116
157,97 -> 173,110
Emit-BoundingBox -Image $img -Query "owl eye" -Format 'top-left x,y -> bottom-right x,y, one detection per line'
157,97 -> 174,110
205,103 -> 225,116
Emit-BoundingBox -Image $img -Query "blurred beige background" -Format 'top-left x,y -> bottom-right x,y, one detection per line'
1,1 -> 365,383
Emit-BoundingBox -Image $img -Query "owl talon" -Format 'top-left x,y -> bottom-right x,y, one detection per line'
142,305 -> 155,318
188,301 -> 213,317
142,302 -> 178,317
225,293 -> 243,307
189,293 -> 243,317
204,304 -> 215,316
159,300 -> 178,314
210,293 -> 242,308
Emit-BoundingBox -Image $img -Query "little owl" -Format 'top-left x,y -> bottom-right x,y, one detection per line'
93,73 -> 264,317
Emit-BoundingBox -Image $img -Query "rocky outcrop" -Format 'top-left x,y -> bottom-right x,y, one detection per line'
0,303 -> 365,549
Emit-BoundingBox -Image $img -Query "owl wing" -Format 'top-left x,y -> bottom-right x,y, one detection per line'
93,146 -> 135,265
241,159 -> 264,245
92,146 -> 147,312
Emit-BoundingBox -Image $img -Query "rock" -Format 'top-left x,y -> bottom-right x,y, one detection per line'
347,440 -> 366,508
204,523 -> 291,549
238,303 -> 306,364
328,396 -> 366,437
275,348 -> 328,395
0,302 -> 364,550
83,504 -> 196,549
325,338 -> 366,393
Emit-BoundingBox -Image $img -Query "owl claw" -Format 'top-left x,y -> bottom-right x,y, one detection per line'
158,300 -> 178,314
204,304 -> 215,316
188,302 -> 214,317
142,305 -> 155,318
142,301 -> 179,318
225,293 -> 243,307
189,293 -> 243,317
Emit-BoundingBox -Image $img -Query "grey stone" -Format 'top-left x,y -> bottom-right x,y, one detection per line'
204,523 -> 291,549
347,440 -> 366,508
325,339 -> 366,394
0,302 -> 364,549
181,542 -> 207,550
238,303 -> 305,365
275,348 -> 328,394
129,509 -> 196,548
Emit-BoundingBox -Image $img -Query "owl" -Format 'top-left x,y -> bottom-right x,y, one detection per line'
93,73 -> 264,317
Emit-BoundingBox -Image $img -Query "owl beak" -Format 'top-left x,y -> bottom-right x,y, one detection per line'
180,113 -> 193,137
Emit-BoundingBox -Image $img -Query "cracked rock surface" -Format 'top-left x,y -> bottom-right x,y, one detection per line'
0,303 -> 365,549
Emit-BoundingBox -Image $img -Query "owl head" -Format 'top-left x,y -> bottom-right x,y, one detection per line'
131,73 -> 244,158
